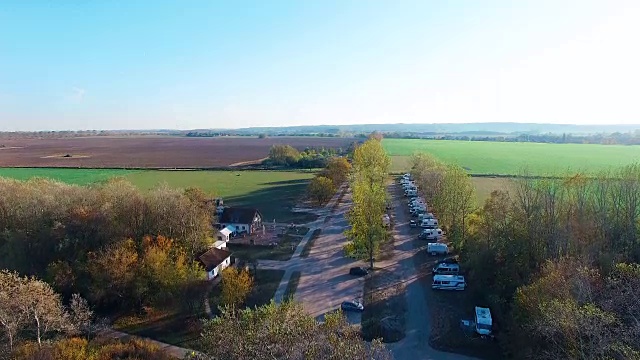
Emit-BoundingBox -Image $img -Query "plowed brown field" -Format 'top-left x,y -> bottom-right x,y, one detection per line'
0,136 -> 355,168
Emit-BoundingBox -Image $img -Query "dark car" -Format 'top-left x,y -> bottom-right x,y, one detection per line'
341,300 -> 364,312
349,267 -> 368,276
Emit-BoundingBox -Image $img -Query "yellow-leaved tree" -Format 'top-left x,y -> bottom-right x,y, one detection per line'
220,267 -> 254,308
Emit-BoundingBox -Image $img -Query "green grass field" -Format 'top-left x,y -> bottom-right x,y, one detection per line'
0,167 -> 136,185
383,139 -> 640,175
0,168 -> 315,222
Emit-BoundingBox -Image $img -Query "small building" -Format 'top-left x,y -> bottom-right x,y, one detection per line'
216,226 -> 235,242
198,247 -> 232,280
219,207 -> 263,235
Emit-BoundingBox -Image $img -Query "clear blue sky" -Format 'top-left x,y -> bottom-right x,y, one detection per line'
1,0 -> 639,131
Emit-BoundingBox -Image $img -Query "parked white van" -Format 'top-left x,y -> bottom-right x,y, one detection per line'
403,186 -> 417,193
432,275 -> 466,291
427,242 -> 448,255
421,228 -> 443,240
418,212 -> 434,221
420,218 -> 438,229
475,307 -> 493,336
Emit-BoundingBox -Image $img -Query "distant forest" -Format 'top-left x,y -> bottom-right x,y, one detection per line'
2,122 -> 640,145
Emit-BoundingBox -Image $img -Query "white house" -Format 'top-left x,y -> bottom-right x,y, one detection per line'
219,207 -> 263,235
198,247 -> 232,280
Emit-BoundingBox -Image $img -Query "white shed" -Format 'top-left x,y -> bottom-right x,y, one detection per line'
217,226 -> 235,242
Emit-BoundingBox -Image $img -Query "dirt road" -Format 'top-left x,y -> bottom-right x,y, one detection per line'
293,191 -> 365,323
385,183 -> 478,360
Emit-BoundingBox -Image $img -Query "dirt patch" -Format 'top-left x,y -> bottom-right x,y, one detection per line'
229,157 -> 269,167
361,268 -> 407,343
227,233 -> 302,261
41,153 -> 92,159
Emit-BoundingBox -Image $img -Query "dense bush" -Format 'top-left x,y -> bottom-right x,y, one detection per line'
0,178 -> 212,312
13,337 -> 173,360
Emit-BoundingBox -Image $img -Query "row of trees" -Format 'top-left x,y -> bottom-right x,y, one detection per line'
409,153 -> 476,245
265,144 -> 352,169
345,138 -> 391,268
0,178 -> 214,312
462,166 -> 640,358
307,157 -> 352,204
411,154 -> 640,358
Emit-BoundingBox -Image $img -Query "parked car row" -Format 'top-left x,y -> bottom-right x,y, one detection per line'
400,174 -> 445,242
400,174 -> 467,291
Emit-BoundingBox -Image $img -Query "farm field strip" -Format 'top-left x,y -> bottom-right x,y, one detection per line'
383,139 -> 640,175
0,168 -> 315,222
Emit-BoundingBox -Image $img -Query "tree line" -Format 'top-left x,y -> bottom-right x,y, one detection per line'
0,177 -> 213,314
345,138 -> 391,268
378,131 -> 640,146
411,154 -> 640,358
264,144 -> 355,169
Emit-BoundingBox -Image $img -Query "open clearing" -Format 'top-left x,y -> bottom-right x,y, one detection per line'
384,139 -> 640,175
0,168 -> 315,222
0,136 -> 355,168
472,177 -> 514,204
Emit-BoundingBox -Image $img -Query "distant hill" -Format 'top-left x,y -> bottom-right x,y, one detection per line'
230,123 -> 640,135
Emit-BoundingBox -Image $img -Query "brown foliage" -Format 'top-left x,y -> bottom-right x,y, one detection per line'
13,337 -> 173,360
199,301 -> 391,360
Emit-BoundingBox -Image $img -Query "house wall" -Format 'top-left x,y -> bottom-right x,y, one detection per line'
220,222 -> 252,234
206,256 -> 232,281
216,232 -> 230,242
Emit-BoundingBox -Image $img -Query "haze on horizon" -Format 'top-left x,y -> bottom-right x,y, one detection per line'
1,0 -> 639,131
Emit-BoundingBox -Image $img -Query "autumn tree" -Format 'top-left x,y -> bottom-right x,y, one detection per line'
307,176 -> 336,205
220,267 -> 253,308
199,301 -> 391,360
322,157 -> 351,186
0,271 -> 86,351
345,139 -> 390,269
268,144 -> 302,166
437,165 -> 476,244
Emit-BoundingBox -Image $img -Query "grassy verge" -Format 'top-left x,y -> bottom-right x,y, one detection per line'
283,271 -> 302,301
227,234 -> 303,261
361,268 -> 407,343
300,228 -> 322,258
246,269 -> 286,308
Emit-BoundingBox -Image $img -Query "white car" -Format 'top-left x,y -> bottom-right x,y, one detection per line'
427,242 -> 448,255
